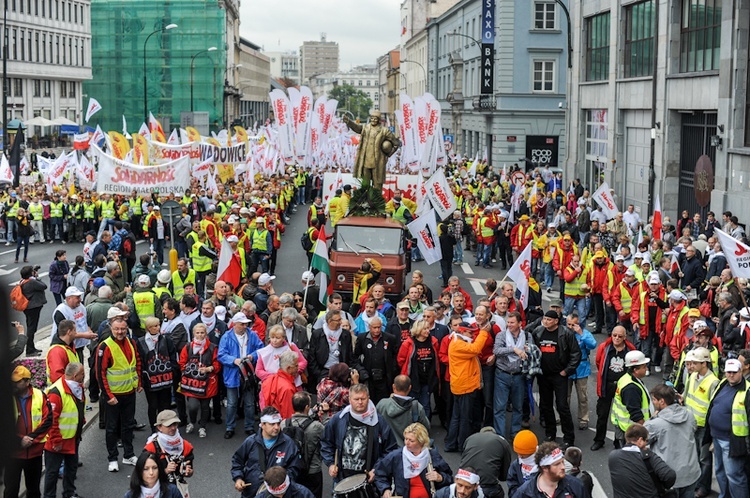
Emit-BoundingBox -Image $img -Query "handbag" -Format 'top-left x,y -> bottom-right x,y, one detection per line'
699,289 -> 713,317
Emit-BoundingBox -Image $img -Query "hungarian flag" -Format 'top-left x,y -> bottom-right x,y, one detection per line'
652,196 -> 662,240
310,226 -> 332,304
217,238 -> 242,289
506,242 -> 532,307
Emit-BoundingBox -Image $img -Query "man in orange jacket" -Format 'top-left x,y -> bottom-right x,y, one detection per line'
611,268 -> 639,335
663,290 -> 690,377
552,234 -> 579,300
510,214 -> 533,256
605,254 -> 628,332
630,274 -> 668,372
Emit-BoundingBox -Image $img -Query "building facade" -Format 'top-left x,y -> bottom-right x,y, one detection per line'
566,0 -> 749,221
238,38 -> 270,127
308,66 -> 380,112
1,0 -> 92,138
221,0 -> 242,126
264,50 -> 300,84
85,0 -> 227,133
300,34 -> 339,84
426,0 -> 567,168
377,49 -> 400,122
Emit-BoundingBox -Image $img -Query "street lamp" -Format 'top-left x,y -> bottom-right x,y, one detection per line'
223,64 -> 243,126
143,22 -> 178,123
447,30 -> 481,48
190,46 -> 217,112
400,59 -> 427,95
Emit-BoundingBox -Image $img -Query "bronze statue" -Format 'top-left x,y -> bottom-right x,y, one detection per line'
343,110 -> 401,190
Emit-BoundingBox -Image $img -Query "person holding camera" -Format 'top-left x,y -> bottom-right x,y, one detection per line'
19,264 -> 47,356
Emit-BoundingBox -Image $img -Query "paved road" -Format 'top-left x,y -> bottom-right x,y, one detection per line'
6,208 -> 716,497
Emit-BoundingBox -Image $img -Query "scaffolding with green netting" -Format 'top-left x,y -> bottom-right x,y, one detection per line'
84,0 -> 226,133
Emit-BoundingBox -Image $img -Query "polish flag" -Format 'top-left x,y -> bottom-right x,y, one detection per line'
217,238 -> 242,289
652,197 -> 662,240
670,252 -> 681,274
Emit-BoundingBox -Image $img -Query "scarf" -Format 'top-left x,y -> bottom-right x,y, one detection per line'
323,323 -> 342,345
145,332 -> 160,352
65,379 -> 83,400
402,447 -> 431,479
505,329 -> 526,359
148,430 -> 184,456
257,343 -> 289,375
340,399 -> 378,426
451,332 -> 474,343
200,313 -> 217,332
161,318 -> 179,336
140,481 -> 161,498
519,454 -> 538,480
192,338 -> 207,355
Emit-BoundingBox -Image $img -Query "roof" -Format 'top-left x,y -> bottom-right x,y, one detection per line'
336,216 -> 405,229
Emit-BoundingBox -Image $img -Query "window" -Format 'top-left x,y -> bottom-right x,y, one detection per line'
33,79 -> 40,97
60,80 -> 67,98
585,12 -> 610,81
43,79 -> 50,97
532,60 -> 555,92
42,33 -> 46,62
12,29 -> 17,60
68,81 -> 75,97
624,0 -> 655,78
14,79 -> 22,97
534,2 -> 556,30
585,109 -> 609,188
680,0 -> 721,72
19,31 -> 24,60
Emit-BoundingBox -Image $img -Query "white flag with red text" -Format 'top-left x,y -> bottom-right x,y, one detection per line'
407,209 -> 442,265
592,182 -> 619,219
506,242 -> 532,307
715,229 -> 750,279
84,97 -> 101,123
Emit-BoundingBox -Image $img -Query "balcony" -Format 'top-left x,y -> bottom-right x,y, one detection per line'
472,95 -> 496,111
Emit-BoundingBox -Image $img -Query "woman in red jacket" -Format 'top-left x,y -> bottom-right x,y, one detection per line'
178,323 -> 220,438
397,319 -> 440,419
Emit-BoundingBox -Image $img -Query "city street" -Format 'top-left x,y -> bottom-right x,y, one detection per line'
4,208 -> 715,497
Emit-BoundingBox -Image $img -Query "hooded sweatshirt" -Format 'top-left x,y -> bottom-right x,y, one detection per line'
375,395 -> 431,446
644,403 -> 700,488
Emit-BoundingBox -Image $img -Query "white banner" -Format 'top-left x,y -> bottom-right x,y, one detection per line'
592,181 -> 619,220
506,242 -> 532,308
407,208 -> 443,265
424,168 -> 457,220
715,229 -> 750,279
92,145 -> 191,196
198,142 -> 247,166
149,140 -> 200,165
269,89 -> 295,165
322,172 -> 421,204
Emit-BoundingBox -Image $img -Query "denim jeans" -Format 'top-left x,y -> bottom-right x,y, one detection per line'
453,243 -> 463,263
6,218 -> 16,242
714,437 -> 749,498
226,387 -> 256,433
563,296 -> 586,318
493,370 -> 525,439
542,262 -> 555,289
410,385 -> 431,420
531,257 -> 540,278
693,426 -> 713,493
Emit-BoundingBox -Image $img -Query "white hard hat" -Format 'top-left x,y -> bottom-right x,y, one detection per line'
157,269 -> 171,284
624,350 -> 650,367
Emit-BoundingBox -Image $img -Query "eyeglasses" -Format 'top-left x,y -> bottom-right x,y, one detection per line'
294,299 -> 303,303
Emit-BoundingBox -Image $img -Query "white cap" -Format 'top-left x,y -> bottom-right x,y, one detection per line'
232,312 -> 251,324
740,307 -> 750,319
226,235 -> 239,243
668,289 -> 687,301
157,269 -> 171,284
153,205 -> 160,211
634,252 -> 644,259
137,274 -> 151,286
215,305 -> 227,321
624,350 -> 650,367
625,268 -> 636,277
240,207 -> 250,215
65,287 -> 84,297
258,273 -> 276,286
614,254 -> 625,262
301,271 -> 315,283
255,217 -> 265,224
227,215 -> 237,224
725,359 -> 743,373
693,320 -> 708,330
107,307 -> 128,319
648,275 -> 660,285
269,203 -> 277,210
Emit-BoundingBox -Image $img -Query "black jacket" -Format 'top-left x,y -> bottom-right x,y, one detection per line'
608,445 -> 676,498
352,331 -> 397,385
717,305 -> 738,341
680,255 -> 705,289
308,326 -> 353,387
531,324 -> 582,376
21,277 -> 48,310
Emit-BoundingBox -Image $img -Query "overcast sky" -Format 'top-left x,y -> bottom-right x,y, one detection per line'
240,0 -> 402,69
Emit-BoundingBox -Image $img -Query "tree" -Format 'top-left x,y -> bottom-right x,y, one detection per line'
328,84 -> 373,121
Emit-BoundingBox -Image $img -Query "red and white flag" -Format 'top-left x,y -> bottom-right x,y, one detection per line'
84,97 -> 101,123
506,242 -> 532,308
670,252 -> 681,274
0,154 -> 13,182
73,133 -> 90,150
167,129 -> 180,145
149,112 -> 165,136
652,197 -> 662,240
715,228 -> 750,279
217,238 -> 242,289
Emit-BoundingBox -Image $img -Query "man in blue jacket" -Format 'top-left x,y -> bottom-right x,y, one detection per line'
219,312 -> 264,439
321,384 -> 397,484
566,312 -> 597,430
231,407 -> 301,497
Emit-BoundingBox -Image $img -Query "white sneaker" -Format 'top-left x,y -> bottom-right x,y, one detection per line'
122,456 -> 138,466
186,423 -> 194,434
198,428 -> 207,438
654,366 -> 662,373
108,461 -> 119,472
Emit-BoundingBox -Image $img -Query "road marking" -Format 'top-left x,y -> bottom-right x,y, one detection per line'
461,263 -> 473,275
470,280 -> 484,295
7,271 -> 48,286
588,426 -> 615,442
0,249 -> 16,255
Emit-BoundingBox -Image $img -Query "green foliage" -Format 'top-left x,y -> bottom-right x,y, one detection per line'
347,179 -> 387,218
328,84 -> 373,121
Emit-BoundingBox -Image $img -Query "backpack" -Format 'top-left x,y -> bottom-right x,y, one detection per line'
10,280 -> 29,311
282,417 -> 315,468
121,234 -> 136,259
301,228 -> 314,251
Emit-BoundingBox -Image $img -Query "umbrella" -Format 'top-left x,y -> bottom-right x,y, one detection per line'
24,116 -> 55,127
51,116 -> 78,126
6,118 -> 27,129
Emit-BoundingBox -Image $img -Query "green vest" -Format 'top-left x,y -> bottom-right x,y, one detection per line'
306,227 -> 316,253
131,197 -> 143,215
103,337 -> 139,394
83,202 -> 96,220
133,290 -> 157,329
251,229 -> 268,251
171,269 -> 196,299
153,286 -> 172,300
7,200 -> 19,217
46,378 -> 79,439
14,386 -> 45,433
100,199 -> 115,219
28,202 -> 43,220
684,370 -> 719,427
393,205 -> 409,224
611,373 -> 650,431
50,201 -> 64,218
479,216 -> 494,238
191,242 -> 212,273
